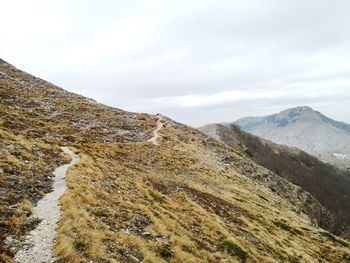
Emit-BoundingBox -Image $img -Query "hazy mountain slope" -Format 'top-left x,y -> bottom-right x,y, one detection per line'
0,59 -> 156,262
200,123 -> 350,238
1,60 -> 349,262
235,106 -> 350,169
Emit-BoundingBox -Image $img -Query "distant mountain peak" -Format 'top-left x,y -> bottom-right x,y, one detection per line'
235,106 -> 319,130
292,105 -> 313,110
283,105 -> 313,112
235,106 -> 350,168
274,105 -> 316,116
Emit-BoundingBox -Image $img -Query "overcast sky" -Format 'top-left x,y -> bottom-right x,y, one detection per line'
1,0 -> 350,126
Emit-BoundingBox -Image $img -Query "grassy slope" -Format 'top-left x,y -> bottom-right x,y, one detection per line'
0,60 -> 349,262
55,121 -> 350,262
200,123 -> 350,238
0,60 -> 155,261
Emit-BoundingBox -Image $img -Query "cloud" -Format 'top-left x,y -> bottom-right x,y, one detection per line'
1,0 -> 350,126
149,90 -> 287,108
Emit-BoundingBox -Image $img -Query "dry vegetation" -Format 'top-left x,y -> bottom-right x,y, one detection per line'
200,123 -> 350,238
0,128 -> 66,261
0,59 -> 155,261
53,121 -> 350,262
1,59 -> 350,262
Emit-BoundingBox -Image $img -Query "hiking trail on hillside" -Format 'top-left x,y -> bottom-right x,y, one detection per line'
14,147 -> 80,263
148,116 -> 166,145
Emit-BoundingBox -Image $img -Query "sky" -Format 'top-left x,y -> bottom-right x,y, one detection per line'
1,0 -> 350,126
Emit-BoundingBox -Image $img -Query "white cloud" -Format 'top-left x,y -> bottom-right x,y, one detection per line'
0,1 -> 67,44
149,90 -> 287,108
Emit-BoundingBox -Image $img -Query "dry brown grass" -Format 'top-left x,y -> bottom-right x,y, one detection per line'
0,127 -> 66,258
0,253 -> 13,263
53,130 -> 350,262
202,123 -> 350,237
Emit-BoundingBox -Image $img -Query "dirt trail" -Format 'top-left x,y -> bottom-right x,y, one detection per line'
14,147 -> 80,263
148,117 -> 165,146
14,117 -> 162,262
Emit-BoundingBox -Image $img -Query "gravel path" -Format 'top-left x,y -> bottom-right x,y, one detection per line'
148,117 -> 165,145
14,147 -> 80,263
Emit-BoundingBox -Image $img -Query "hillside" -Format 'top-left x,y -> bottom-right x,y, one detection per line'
200,123 -> 350,239
234,106 -> 350,170
0,59 -> 349,262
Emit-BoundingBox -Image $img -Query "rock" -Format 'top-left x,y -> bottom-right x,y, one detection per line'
141,232 -> 152,239
156,237 -> 170,245
109,225 -> 117,232
4,236 -> 14,246
129,255 -> 140,262
122,229 -> 130,234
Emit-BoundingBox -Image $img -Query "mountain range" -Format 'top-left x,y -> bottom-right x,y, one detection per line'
234,106 -> 350,170
1,59 -> 349,262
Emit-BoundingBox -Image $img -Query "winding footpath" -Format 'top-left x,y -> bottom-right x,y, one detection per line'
148,117 -> 165,146
14,147 -> 80,263
14,118 -> 162,262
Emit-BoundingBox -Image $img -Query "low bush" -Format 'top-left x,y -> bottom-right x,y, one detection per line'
73,239 -> 89,252
217,240 -> 248,262
158,245 -> 173,259
273,221 -> 303,235
149,191 -> 165,203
